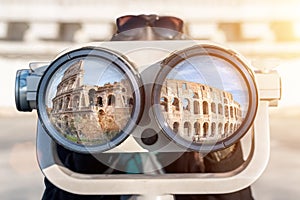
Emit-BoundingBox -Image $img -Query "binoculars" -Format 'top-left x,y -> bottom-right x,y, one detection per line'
15,40 -> 281,197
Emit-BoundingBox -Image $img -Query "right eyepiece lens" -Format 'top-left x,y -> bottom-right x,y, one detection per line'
155,45 -> 258,152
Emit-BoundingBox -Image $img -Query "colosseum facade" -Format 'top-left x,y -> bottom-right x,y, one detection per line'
160,79 -> 243,143
48,60 -> 134,145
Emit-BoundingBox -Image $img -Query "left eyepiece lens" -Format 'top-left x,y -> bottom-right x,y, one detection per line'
38,48 -> 141,153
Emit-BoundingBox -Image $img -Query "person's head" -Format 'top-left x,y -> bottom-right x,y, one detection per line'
111,14 -> 185,41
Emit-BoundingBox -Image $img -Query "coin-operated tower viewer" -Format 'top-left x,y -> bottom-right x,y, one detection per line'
15,15 -> 281,200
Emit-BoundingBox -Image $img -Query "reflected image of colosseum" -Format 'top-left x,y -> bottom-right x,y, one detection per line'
48,60 -> 134,145
160,79 -> 243,143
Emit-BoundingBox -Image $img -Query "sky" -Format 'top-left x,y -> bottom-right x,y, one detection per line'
167,55 -> 249,116
83,58 -> 125,86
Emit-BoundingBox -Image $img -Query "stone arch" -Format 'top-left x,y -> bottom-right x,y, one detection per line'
194,122 -> 200,135
173,122 -> 179,134
71,78 -> 76,88
203,101 -> 209,115
234,107 -> 238,119
225,105 -> 229,117
211,102 -> 216,114
203,122 -> 209,137
63,115 -> 70,132
107,94 -> 115,106
230,123 -> 234,134
160,97 -> 168,112
224,98 -> 228,104
224,123 -> 229,135
230,106 -> 234,118
64,96 -> 71,109
59,99 -> 63,110
218,123 -> 223,135
218,103 -> 223,115
193,101 -> 200,114
88,89 -> 96,106
184,122 -> 191,136
172,97 -> 180,111
97,96 -> 103,107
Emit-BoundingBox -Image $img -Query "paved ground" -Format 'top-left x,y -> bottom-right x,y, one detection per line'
0,107 -> 300,199
0,110 -> 44,200
252,108 -> 300,200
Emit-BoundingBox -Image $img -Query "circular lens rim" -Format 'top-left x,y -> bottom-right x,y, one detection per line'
37,47 -> 142,154
153,44 -> 258,153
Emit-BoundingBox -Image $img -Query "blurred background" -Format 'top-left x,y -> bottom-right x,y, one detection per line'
0,0 -> 300,199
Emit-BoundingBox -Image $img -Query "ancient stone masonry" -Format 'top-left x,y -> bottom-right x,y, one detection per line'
160,79 -> 243,143
48,60 -> 133,145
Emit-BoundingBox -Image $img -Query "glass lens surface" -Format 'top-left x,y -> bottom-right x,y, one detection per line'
45,57 -> 134,146
160,55 -> 249,144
